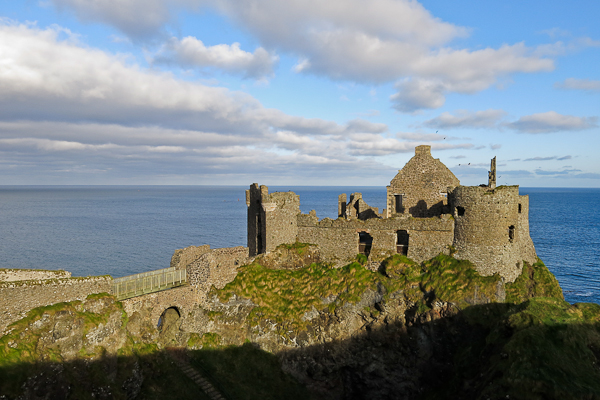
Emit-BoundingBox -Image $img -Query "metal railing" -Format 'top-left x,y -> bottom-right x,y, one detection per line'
112,267 -> 187,300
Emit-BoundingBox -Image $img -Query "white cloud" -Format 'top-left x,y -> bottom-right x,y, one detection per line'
390,79 -> 446,112
346,133 -> 472,156
555,78 -> 600,92
4,21 -> 473,184
49,0 -> 559,112
507,111 -> 598,133
0,21 -> 394,139
424,109 -> 507,129
50,0 -> 191,40
153,36 -> 278,79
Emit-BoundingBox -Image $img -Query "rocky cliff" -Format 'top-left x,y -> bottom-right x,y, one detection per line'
2,252 -> 600,400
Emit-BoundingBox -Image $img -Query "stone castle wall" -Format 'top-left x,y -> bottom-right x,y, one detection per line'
170,244 -> 211,269
263,191 -> 300,253
0,275 -> 112,335
297,213 -> 454,264
170,245 -> 250,307
450,186 -> 537,282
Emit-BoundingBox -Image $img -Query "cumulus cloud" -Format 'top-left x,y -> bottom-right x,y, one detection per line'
424,109 -> 507,129
2,21 -> 478,184
390,79 -> 446,112
50,0 -> 559,112
555,78 -> 600,92
507,111 -> 598,133
153,36 -> 278,79
0,21 -> 392,139
50,0 -> 189,40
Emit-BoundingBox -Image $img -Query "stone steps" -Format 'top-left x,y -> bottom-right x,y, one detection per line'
167,348 -> 227,400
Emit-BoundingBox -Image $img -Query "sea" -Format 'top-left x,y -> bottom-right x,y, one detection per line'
0,186 -> 598,305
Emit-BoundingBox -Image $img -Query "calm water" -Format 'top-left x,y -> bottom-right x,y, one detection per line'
0,186 -> 598,304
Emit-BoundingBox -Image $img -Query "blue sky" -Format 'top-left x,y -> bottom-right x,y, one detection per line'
0,1 -> 599,186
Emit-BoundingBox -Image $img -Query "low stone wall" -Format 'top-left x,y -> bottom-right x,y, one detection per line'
0,276 -> 112,336
297,214 -> 454,264
0,268 -> 71,282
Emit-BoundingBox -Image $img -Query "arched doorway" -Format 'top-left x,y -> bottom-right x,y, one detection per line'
158,307 -> 181,345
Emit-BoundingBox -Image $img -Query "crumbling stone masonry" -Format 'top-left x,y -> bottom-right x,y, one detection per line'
247,145 -> 537,282
0,274 -> 112,335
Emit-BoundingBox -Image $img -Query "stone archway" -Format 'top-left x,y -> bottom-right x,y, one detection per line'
158,307 -> 181,345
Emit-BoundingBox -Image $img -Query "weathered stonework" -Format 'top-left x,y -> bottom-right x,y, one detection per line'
247,184 -> 300,256
170,244 -> 211,269
0,275 -> 112,336
386,144 -> 459,218
449,185 -> 537,281
247,145 -> 537,282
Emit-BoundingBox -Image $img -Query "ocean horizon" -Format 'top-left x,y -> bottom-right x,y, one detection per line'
1,185 -> 598,305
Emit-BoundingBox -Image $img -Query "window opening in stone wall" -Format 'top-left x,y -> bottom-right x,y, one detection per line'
257,213 -> 263,253
394,194 -> 403,213
396,230 -> 409,255
508,225 -> 515,243
456,206 -> 465,216
518,204 -> 522,213
358,232 -> 373,257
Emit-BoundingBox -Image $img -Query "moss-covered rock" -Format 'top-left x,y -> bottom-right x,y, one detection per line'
505,258 -> 564,303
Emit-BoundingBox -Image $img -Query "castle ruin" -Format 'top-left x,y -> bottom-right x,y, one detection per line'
247,145 -> 537,282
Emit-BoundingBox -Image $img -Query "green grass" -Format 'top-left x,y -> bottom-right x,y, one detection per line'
213,253 -> 527,337
278,241 -> 313,256
505,258 -> 564,303
189,342 -> 312,400
214,261 -> 383,336
420,254 -> 502,308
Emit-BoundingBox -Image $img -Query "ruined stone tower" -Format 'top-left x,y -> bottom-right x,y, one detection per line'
386,145 -> 460,218
246,184 -> 300,257
449,159 -> 536,281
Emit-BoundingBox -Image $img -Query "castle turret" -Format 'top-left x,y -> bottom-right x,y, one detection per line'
449,179 -> 536,282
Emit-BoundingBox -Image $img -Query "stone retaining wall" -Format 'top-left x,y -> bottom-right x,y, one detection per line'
0,276 -> 112,336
